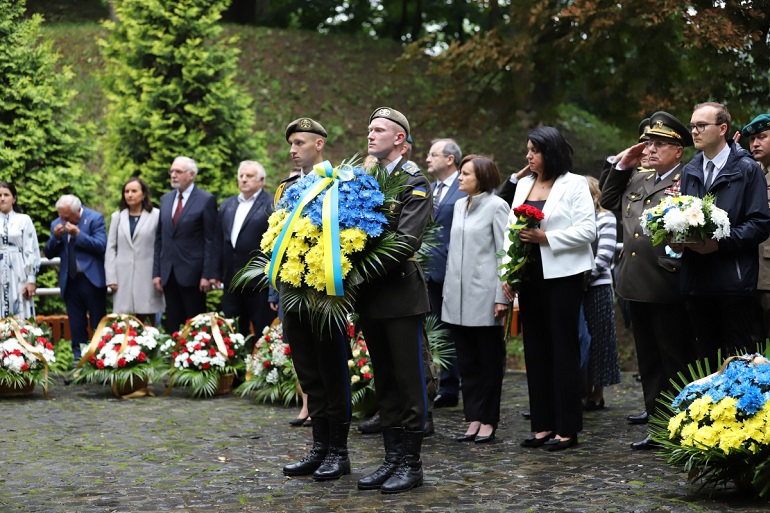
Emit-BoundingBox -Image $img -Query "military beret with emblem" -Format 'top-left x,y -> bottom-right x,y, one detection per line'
638,117 -> 651,141
742,114 -> 770,138
646,111 -> 693,147
369,107 -> 410,136
285,117 -> 327,142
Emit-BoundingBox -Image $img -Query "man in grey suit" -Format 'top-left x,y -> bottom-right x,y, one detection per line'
212,161 -> 274,341
425,138 -> 465,408
153,156 -> 218,333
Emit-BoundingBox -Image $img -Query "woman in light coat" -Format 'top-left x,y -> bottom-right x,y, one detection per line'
105,177 -> 164,321
504,126 -> 596,451
442,155 -> 510,444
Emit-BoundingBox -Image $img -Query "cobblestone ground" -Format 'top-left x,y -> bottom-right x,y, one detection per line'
1,372 -> 768,513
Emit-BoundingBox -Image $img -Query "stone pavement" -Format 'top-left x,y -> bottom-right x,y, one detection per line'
1,372 -> 768,513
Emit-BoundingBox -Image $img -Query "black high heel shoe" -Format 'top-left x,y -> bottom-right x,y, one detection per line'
544,434 -> 578,451
456,429 -> 480,442
289,416 -> 309,427
474,427 -> 496,444
520,431 -> 555,448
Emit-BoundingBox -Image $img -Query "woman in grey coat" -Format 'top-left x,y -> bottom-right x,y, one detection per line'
442,155 -> 510,444
105,177 -> 165,322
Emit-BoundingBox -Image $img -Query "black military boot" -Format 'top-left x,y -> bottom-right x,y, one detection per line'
357,411 -> 382,434
313,421 -> 351,481
282,418 -> 328,476
380,429 -> 423,494
357,427 -> 403,490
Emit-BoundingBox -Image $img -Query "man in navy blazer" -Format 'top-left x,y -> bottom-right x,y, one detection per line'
44,195 -> 107,361
425,138 -> 466,407
153,156 -> 218,332
212,160 -> 274,340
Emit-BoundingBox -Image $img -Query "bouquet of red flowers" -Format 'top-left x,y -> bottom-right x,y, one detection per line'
496,204 -> 545,290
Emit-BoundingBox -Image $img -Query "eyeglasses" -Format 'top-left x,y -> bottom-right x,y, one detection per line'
687,122 -> 719,133
426,152 -> 448,159
643,140 -> 680,149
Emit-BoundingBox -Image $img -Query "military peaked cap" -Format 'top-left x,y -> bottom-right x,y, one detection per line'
369,107 -> 410,136
646,111 -> 693,147
285,117 -> 327,142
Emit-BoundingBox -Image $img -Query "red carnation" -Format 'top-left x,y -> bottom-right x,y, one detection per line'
128,339 -> 137,346
128,330 -> 137,337
262,361 -> 271,369
172,351 -> 179,359
283,346 -> 291,355
137,352 -> 146,362
178,338 -> 187,345
12,349 -> 22,357
347,322 -> 356,338
117,357 -> 127,368
208,348 -> 218,356
111,323 -> 119,330
201,326 -> 208,333
21,362 -> 29,371
104,333 -> 113,341
96,359 -> 105,369
37,336 -> 47,344
227,349 -> 234,357
115,327 -> 124,334
363,372 -> 372,380
89,354 -> 96,364
265,335 -> 271,342
97,341 -> 106,350
202,362 -> 211,370
223,337 -> 231,344
172,331 -> 180,339
45,342 -> 54,350
191,331 -> 198,336
186,357 -> 192,364
217,319 -> 224,326
358,358 -> 366,367
194,343 -> 202,351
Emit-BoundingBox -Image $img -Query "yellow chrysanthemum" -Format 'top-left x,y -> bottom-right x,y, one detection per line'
279,259 -> 305,288
710,396 -> 738,421
680,420 -> 700,446
303,245 -> 327,291
716,422 -> 747,454
692,424 -> 720,448
261,210 -> 289,252
688,395 -> 713,423
341,228 -> 368,253
668,411 -> 687,437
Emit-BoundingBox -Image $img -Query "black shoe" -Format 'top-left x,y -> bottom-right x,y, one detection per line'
433,394 -> 458,408
289,416 -> 309,427
521,410 -> 531,420
630,434 -> 658,450
474,428 -> 496,444
63,377 -> 74,386
303,418 -> 312,427
283,419 -> 328,476
456,430 -> 479,442
627,411 -> 649,425
520,432 -> 555,448
313,422 -> 351,481
358,427 -> 403,490
357,412 -> 382,434
544,435 -> 578,451
380,430 -> 424,494
584,398 -> 605,411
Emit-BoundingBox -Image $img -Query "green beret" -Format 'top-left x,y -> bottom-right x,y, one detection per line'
742,114 -> 770,138
638,118 -> 650,141
646,111 -> 693,147
369,107 -> 410,136
285,117 -> 327,142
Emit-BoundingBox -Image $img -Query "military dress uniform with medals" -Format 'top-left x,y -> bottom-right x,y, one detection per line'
600,113 -> 696,427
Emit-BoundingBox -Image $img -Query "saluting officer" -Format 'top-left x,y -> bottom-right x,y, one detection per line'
276,118 -> 353,482
601,112 -> 697,450
356,107 -> 433,494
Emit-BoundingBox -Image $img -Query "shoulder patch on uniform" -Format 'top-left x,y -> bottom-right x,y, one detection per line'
412,187 -> 427,197
402,162 -> 421,175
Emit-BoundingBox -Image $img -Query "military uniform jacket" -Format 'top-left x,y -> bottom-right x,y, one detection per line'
356,158 -> 432,318
758,165 -> 770,291
601,164 -> 684,303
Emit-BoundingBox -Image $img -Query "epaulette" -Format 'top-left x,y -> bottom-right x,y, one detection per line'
401,161 -> 421,176
274,174 -> 300,208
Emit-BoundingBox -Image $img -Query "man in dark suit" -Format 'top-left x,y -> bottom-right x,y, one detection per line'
356,107 -> 432,494
212,160 -> 274,342
44,195 -> 107,362
425,137 -> 465,408
153,156 -> 218,333
601,112 -> 697,450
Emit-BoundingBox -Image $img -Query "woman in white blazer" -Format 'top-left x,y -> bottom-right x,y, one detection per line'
442,155 -> 510,444
502,127 -> 596,451
105,178 -> 165,321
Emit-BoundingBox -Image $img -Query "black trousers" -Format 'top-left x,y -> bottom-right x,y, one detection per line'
222,288 -> 274,349
685,294 -> 764,366
64,273 -> 106,359
359,314 -> 428,431
519,262 -> 584,436
427,279 -> 459,398
450,324 -> 505,426
163,271 -> 206,333
629,301 -> 696,416
283,310 -> 351,422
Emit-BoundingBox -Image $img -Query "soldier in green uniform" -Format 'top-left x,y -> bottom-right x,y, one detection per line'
356,107 -> 433,494
275,118 -> 353,481
601,112 -> 697,450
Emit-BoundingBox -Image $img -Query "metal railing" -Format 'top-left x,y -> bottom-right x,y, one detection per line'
37,257 -> 61,297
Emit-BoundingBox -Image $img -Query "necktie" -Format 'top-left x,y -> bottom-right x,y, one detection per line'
68,233 -> 78,278
434,182 -> 445,210
705,161 -> 715,190
172,193 -> 184,226
654,175 -> 661,185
